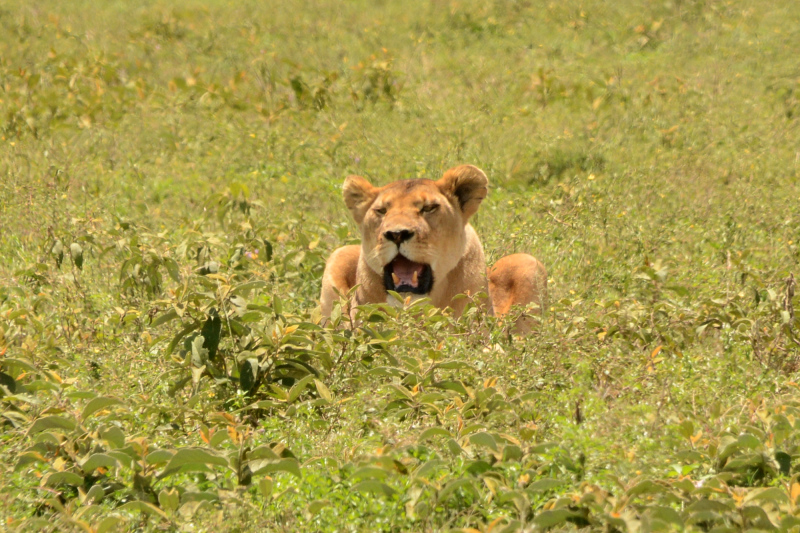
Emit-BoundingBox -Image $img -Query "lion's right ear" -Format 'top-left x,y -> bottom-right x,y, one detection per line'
436,165 -> 489,221
343,175 -> 378,224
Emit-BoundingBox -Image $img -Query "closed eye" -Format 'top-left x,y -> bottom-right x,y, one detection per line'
374,207 -> 387,216
421,204 -> 439,214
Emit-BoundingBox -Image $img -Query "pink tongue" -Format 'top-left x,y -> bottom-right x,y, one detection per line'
392,256 -> 424,287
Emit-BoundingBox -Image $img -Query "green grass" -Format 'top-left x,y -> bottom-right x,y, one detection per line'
2,0 -> 800,531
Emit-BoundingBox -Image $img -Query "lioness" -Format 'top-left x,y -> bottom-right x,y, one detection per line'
320,164 -> 547,327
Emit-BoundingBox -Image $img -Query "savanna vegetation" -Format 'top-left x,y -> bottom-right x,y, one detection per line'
2,0 -> 800,531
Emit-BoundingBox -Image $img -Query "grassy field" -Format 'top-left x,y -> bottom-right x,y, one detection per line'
2,0 -> 800,530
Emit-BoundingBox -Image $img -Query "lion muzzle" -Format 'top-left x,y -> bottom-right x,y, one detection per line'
383,255 -> 434,294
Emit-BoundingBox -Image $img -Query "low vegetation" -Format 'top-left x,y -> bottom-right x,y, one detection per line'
2,0 -> 800,531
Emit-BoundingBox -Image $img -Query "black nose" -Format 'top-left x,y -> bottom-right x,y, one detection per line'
384,229 -> 415,244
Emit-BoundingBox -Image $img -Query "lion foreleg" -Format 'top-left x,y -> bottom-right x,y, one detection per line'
320,245 -> 361,318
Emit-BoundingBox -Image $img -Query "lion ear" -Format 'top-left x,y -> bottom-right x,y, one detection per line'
436,165 -> 489,221
343,175 -> 378,224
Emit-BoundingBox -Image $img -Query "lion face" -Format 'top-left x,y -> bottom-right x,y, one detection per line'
343,165 -> 488,297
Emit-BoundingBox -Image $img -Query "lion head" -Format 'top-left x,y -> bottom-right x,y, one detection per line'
342,165 -> 488,297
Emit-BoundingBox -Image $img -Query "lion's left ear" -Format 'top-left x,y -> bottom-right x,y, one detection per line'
436,165 -> 489,221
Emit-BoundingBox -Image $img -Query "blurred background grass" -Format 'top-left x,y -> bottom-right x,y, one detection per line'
2,0 -> 799,294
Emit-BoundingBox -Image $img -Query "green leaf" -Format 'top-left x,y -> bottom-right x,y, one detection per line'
686,499 -> 733,514
240,358 -> 259,393
191,365 -> 206,385
666,285 -> 689,296
775,451 -> 792,475
66,390 -> 97,401
181,491 -> 219,503
468,432 -> 498,451
0,358 -> 38,373
107,450 -> 138,468
466,460 -> 491,476
438,478 -> 477,501
314,379 -> 333,402
351,480 -> 396,498
432,380 -> 470,396
352,465 -> 390,481
288,374 -> 315,403
417,392 -> 447,404
201,311 -> 222,361
307,499 -> 330,515
412,459 -> 445,479
643,506 -> 683,526
44,471 -> 84,487
191,335 -> 209,367
433,361 -> 474,371
19,519 -> 52,532
419,427 -> 451,441
736,433 -> 761,449
261,240 -> 273,261
70,243 -> 83,269
626,479 -> 667,497
52,240 -> 64,268
503,444 -> 523,461
781,516 -> 800,530
27,415 -> 76,435
175,500 -> 213,519
166,322 -> 201,356
239,311 -> 264,323
162,448 -> 229,475
258,477 -> 273,498
82,396 -> 124,420
267,384 -> 289,401
249,457 -> 301,478
249,445 -> 280,460
0,371 -> 16,394
163,257 -> 181,282
745,486 -> 789,505
84,485 -> 106,505
151,308 -> 180,328
740,505 -> 777,529
724,453 -> 770,473
100,426 -> 126,449
389,384 -> 414,401
15,451 -> 47,470
366,311 -> 386,322
534,509 -> 576,528
231,280 -> 267,296
159,488 -> 180,513
118,501 -> 168,519
527,478 -> 565,492
446,439 -> 464,456
81,453 -> 120,473
145,450 -> 174,465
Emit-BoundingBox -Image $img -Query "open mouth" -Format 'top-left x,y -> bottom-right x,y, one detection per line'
383,255 -> 434,294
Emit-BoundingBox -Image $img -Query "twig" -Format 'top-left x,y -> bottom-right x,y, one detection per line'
547,211 -> 574,228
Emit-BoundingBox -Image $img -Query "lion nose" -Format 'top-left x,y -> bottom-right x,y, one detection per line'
384,229 -> 415,245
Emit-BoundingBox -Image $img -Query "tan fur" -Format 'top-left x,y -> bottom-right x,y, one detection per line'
320,165 -> 547,329
488,253 -> 547,331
